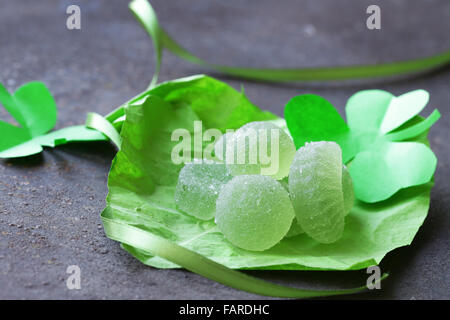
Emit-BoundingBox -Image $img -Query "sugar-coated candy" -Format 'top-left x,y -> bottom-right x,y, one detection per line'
289,141 -> 347,244
215,175 -> 295,251
224,121 -> 296,180
175,160 -> 232,220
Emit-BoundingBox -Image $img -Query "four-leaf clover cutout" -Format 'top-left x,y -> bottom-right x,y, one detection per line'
285,89 -> 440,203
0,81 -> 106,158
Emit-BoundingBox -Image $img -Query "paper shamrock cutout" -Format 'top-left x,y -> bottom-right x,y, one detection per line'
284,89 -> 439,203
0,81 -> 107,158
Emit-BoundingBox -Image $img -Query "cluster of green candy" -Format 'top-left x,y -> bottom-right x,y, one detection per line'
174,121 -> 354,251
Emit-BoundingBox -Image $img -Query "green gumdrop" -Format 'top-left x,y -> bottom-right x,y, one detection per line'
175,160 -> 232,220
225,121 -> 296,180
215,175 -> 295,251
342,165 -> 354,216
289,141 -> 345,244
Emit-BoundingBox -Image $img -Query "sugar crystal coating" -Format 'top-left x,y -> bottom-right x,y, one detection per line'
215,175 -> 295,251
224,121 -> 296,180
289,141 -> 345,244
175,160 -> 232,220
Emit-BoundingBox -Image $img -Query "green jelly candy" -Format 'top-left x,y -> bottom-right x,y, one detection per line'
175,160 -> 232,220
225,121 -> 296,180
289,141 -> 346,244
215,175 -> 295,251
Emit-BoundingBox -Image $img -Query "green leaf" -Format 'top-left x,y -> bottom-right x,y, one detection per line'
0,81 -> 108,158
379,90 -> 429,134
349,142 -> 437,203
0,120 -> 30,150
346,89 -> 393,134
0,81 -> 57,137
284,94 -> 356,161
107,74 -> 277,130
284,90 -> 439,202
103,78 -> 431,297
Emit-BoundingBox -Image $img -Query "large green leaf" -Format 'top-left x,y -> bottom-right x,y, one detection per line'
104,76 -> 433,276
104,76 -> 386,297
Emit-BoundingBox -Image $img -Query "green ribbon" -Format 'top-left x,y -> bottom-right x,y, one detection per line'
386,109 -> 441,141
86,112 -> 122,149
102,206 -> 387,298
130,0 -> 450,87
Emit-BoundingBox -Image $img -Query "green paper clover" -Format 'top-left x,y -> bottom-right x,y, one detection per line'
284,90 -> 439,203
0,81 -> 107,158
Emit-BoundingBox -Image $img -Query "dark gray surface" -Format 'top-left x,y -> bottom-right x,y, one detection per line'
0,0 -> 449,299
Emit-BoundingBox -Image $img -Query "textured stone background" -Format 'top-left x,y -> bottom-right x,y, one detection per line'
0,0 -> 449,299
